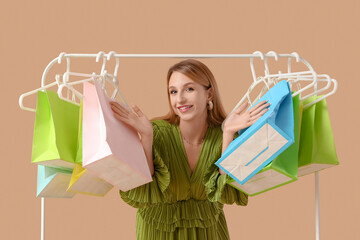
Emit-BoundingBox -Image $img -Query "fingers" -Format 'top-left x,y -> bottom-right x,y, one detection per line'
248,107 -> 269,124
249,100 -> 268,113
111,101 -> 130,114
250,102 -> 270,116
132,105 -> 144,117
235,102 -> 249,114
110,102 -> 130,119
113,112 -> 127,123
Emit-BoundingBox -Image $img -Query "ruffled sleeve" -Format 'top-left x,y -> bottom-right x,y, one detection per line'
203,132 -> 248,206
119,121 -> 170,208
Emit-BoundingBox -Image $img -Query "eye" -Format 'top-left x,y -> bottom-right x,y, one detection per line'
186,87 -> 194,92
170,90 -> 177,94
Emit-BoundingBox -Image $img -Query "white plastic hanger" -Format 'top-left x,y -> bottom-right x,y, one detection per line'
265,73 -> 332,100
223,50 -> 318,129
19,81 -> 59,112
249,51 -> 313,104
19,51 -> 82,111
302,78 -> 338,109
249,50 -> 325,102
96,51 -> 107,75
250,51 -> 265,82
263,51 -> 319,99
58,71 -> 129,107
56,75 -> 84,106
18,75 -> 80,112
221,76 -> 270,130
58,50 -> 121,101
227,51 -> 278,115
107,51 -> 120,77
258,51 -> 319,100
249,51 -> 278,104
264,51 -> 279,82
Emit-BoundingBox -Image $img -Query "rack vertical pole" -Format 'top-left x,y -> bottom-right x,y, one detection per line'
315,172 -> 320,240
41,197 -> 45,240
314,71 -> 320,240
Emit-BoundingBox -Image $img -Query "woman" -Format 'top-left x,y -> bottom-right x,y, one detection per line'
110,59 -> 269,239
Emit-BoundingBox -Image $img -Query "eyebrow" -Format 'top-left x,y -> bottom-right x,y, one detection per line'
169,82 -> 195,89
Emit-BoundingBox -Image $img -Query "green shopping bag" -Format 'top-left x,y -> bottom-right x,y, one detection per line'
227,94 -> 300,196
298,95 -> 339,176
31,90 -> 79,170
75,100 -> 83,165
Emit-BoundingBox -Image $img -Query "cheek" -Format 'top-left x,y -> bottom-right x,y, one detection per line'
170,96 -> 177,109
196,95 -> 208,108
169,96 -> 175,105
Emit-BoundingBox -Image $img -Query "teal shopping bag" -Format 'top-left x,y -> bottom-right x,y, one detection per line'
216,80 -> 294,185
228,94 -> 300,196
31,90 -> 79,170
37,165 -> 75,198
298,95 -> 339,176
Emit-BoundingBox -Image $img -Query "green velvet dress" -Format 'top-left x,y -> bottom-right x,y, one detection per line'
120,120 -> 248,239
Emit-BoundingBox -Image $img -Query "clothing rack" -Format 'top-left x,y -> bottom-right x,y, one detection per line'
28,52 -> 325,240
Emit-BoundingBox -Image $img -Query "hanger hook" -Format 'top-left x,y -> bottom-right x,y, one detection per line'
265,51 -> 279,84
250,51 -> 265,82
107,51 -> 116,61
107,51 -> 120,77
267,51 -> 279,61
96,51 -> 107,75
96,51 -> 105,62
264,53 -> 270,77
253,51 -> 265,60
291,52 -> 300,62
57,52 -> 67,64
57,52 -> 70,73
287,52 -> 300,73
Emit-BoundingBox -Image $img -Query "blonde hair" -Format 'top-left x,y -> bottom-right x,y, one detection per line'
154,59 -> 227,127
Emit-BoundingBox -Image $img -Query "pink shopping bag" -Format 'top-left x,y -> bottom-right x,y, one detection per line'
82,81 -> 152,191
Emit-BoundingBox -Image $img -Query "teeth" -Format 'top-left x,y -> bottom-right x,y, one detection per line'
179,106 -> 191,110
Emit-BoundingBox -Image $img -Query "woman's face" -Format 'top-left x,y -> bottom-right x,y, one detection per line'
168,71 -> 210,123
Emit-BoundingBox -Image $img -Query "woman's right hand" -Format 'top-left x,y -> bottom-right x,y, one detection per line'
110,101 -> 153,138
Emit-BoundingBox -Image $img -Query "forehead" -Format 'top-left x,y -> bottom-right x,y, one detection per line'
168,71 -> 199,88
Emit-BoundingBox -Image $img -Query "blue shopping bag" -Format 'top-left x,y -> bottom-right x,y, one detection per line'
37,165 -> 75,198
216,80 -> 294,185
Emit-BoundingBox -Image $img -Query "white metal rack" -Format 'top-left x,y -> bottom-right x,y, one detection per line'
20,52 -> 334,240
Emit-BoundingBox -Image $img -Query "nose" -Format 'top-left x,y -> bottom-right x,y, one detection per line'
177,91 -> 186,104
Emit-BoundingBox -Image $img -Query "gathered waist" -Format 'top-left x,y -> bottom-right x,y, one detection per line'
137,198 -> 224,232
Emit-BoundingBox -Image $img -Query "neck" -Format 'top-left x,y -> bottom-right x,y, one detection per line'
179,115 -> 208,145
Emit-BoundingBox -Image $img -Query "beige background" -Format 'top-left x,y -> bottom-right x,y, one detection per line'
1,0 -> 359,239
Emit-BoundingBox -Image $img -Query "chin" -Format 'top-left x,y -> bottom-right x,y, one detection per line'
177,113 -> 198,122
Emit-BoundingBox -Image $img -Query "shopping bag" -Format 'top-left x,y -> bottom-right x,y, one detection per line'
82,81 -> 152,191
216,80 -> 294,185
67,164 -> 113,196
37,165 -> 75,198
298,95 -> 339,176
31,90 -> 79,170
227,94 -> 300,195
74,100 -> 83,165
67,101 -> 113,196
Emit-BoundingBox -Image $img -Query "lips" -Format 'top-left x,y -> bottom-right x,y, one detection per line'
177,105 -> 193,113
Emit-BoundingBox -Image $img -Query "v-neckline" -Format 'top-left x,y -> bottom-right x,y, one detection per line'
176,125 -> 210,179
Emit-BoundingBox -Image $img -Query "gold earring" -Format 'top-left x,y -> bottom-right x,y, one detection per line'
208,101 -> 213,110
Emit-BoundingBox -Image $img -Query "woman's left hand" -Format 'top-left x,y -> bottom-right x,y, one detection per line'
223,100 -> 270,136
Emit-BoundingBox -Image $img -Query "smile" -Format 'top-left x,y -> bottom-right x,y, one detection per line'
178,105 -> 193,113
